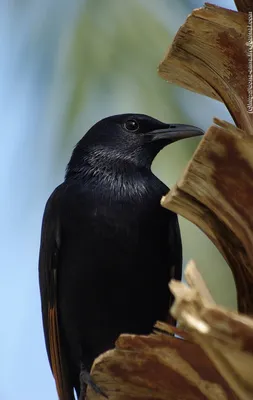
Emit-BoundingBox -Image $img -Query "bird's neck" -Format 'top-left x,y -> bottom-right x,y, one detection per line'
65,149 -> 162,200
66,146 -> 151,180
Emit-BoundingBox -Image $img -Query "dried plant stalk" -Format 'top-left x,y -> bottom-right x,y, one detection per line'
162,119 -> 253,313
159,3 -> 253,313
158,3 -> 253,133
170,261 -> 253,400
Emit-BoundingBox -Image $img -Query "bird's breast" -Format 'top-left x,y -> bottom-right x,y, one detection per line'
60,177 -> 170,270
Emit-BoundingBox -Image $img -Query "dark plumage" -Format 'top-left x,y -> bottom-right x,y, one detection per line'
39,114 -> 203,399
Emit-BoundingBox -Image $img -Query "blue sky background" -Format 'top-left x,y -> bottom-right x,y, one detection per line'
0,1 -> 237,398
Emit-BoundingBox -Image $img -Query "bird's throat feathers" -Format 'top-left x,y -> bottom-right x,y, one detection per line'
65,145 -> 156,200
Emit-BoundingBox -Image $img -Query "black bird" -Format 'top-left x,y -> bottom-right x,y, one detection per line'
39,114 -> 203,400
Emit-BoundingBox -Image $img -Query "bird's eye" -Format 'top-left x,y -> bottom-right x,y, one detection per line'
124,119 -> 139,132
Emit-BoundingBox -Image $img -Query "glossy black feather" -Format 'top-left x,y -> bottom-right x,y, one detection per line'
39,113 -> 187,399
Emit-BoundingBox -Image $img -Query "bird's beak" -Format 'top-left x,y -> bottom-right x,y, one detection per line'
146,124 -> 204,143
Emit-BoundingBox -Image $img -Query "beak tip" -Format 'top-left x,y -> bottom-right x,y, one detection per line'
197,128 -> 205,136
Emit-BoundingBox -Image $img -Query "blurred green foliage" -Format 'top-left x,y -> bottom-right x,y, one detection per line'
64,0 -> 185,135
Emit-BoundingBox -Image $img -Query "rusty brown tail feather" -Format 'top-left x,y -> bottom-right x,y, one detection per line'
49,307 -> 75,400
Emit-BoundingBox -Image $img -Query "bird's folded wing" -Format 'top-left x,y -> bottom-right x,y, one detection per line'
39,184 -> 75,400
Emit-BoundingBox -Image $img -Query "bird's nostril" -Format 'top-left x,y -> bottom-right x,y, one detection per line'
170,125 -> 176,129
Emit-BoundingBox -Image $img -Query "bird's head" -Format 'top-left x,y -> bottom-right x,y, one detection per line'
66,114 -> 204,179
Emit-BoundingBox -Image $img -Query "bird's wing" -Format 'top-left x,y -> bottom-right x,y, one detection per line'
39,184 -> 75,400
